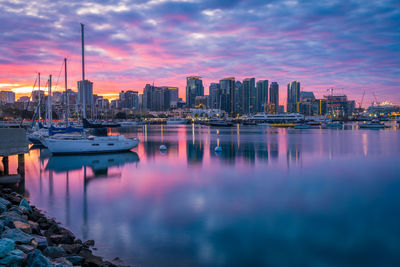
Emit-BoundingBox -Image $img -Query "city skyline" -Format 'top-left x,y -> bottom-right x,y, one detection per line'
0,0 -> 399,105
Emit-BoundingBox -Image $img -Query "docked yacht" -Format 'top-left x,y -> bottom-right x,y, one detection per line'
251,113 -> 304,123
359,120 -> 387,129
166,118 -> 187,125
45,135 -> 139,154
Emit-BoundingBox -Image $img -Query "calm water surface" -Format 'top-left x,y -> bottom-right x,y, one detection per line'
15,124 -> 400,266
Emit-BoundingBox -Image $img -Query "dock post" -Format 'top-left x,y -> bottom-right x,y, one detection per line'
17,154 -> 25,194
2,156 -> 9,175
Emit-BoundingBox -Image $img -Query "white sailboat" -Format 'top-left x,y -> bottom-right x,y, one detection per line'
44,23 -> 139,154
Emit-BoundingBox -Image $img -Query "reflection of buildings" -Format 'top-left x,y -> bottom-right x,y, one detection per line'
286,134 -> 302,167
186,126 -> 204,165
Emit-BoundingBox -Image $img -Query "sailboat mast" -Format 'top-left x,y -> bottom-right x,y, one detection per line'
38,72 -> 41,123
81,23 -> 86,119
48,75 -> 52,125
64,57 -> 69,124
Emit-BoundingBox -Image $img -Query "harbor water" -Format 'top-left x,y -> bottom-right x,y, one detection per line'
12,124 -> 400,266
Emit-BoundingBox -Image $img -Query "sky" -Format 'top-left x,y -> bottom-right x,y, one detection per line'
0,0 -> 399,105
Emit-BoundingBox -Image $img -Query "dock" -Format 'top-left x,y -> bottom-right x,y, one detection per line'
0,128 -> 29,190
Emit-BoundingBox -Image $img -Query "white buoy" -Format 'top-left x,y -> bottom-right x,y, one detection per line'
160,145 -> 167,150
214,146 -> 222,152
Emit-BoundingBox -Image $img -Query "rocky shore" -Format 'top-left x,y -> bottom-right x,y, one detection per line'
0,188 -> 128,266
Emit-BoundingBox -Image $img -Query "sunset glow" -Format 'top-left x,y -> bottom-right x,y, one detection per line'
1,0 -> 399,105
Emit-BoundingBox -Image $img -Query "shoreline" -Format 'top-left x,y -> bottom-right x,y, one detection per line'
0,187 -> 129,266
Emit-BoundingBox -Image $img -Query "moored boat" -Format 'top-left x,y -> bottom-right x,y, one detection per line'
166,118 -> 187,125
359,120 -> 387,129
45,135 -> 139,154
294,124 -> 311,129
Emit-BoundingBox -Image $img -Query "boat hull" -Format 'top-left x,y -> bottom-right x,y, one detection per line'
45,137 -> 139,154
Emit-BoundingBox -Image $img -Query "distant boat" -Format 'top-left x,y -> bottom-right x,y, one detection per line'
45,135 -> 139,154
166,118 -> 187,125
208,119 -> 234,127
359,120 -> 387,129
251,113 -> 304,123
294,124 -> 311,129
120,121 -> 138,127
324,122 -> 343,129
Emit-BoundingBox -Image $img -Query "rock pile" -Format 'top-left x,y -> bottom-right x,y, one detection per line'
0,188 -> 128,266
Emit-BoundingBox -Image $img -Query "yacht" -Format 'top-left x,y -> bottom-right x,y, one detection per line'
294,124 -> 311,129
208,119 -> 234,127
251,113 -> 304,123
359,120 -> 387,129
45,135 -> 139,154
324,121 -> 343,129
166,118 -> 187,125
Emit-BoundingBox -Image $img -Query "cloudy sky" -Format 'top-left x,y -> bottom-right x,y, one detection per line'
0,0 -> 399,104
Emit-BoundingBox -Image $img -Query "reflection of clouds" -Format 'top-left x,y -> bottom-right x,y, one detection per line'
22,126 -> 400,266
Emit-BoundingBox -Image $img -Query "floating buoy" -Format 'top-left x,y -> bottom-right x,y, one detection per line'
214,146 -> 222,152
160,145 -> 167,150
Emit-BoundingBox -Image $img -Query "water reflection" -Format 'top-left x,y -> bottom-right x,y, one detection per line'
21,125 -> 400,266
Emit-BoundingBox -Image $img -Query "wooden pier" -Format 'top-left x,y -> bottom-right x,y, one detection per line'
0,128 -> 29,189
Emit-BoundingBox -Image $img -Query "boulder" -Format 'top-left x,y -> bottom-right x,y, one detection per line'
49,234 -> 74,245
0,238 -> 15,258
83,239 -> 95,247
0,252 -> 24,266
32,235 -> 48,250
79,248 -> 106,266
66,255 -> 84,265
19,198 -> 32,213
1,228 -> 34,244
29,220 -> 40,234
17,244 -> 36,253
0,197 -> 11,208
0,210 -> 28,225
60,243 -> 83,254
26,249 -> 53,267
52,257 -> 74,266
6,194 -> 21,205
43,246 -> 66,258
13,220 -> 31,234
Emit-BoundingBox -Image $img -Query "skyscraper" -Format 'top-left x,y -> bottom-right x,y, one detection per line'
242,78 -> 255,114
209,83 -> 220,109
256,80 -> 268,112
269,82 -> 279,113
234,81 -> 242,114
186,76 -> 204,108
219,77 -> 235,114
287,81 -> 300,113
77,80 -> 94,106
0,90 -> 15,104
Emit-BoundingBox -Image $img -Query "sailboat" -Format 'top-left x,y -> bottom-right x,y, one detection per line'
45,23 -> 139,154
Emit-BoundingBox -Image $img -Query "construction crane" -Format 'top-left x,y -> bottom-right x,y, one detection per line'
358,90 -> 366,108
372,92 -> 379,105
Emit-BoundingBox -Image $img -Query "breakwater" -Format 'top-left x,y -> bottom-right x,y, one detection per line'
0,188 -> 128,266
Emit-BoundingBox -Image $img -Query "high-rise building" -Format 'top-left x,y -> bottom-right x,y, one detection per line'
209,83 -> 220,109
287,81 -> 300,113
77,80 -> 94,106
168,87 -> 179,106
120,90 -> 139,109
186,76 -> 204,108
242,78 -> 256,114
269,82 -> 279,113
256,80 -> 268,112
234,81 -> 242,114
0,90 -> 15,104
219,77 -> 235,114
